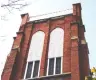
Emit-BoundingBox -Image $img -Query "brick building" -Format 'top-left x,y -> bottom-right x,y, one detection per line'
1,3 -> 90,80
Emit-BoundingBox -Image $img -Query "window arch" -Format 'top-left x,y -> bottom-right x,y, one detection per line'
24,31 -> 45,79
47,28 -> 64,75
27,31 -> 45,61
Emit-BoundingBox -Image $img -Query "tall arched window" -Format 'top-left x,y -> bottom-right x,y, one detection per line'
47,28 -> 64,75
24,31 -> 45,79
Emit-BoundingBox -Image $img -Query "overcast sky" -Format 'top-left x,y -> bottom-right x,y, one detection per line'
0,0 -> 96,77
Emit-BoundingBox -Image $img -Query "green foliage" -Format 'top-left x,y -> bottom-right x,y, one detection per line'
92,78 -> 96,80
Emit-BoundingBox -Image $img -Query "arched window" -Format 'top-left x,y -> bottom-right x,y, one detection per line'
47,28 -> 64,75
24,31 -> 45,79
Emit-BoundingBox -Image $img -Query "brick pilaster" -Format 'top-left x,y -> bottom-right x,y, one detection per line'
14,23 -> 33,80
39,20 -> 50,76
63,21 -> 71,73
71,22 -> 80,80
79,25 -> 90,80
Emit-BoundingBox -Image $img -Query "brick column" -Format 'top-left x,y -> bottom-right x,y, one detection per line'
73,3 -> 81,17
11,15 -> 32,80
70,4 -> 82,80
63,22 -> 71,73
71,22 -> 80,80
79,25 -> 90,80
20,23 -> 33,79
39,20 -> 50,76
14,23 -> 33,80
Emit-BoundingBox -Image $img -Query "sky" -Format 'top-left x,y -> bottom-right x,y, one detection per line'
0,0 -> 96,77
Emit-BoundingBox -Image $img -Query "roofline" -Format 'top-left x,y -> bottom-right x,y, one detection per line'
27,13 -> 73,24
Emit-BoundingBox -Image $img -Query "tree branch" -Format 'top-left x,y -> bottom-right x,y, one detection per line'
1,0 -> 29,11
1,0 -> 29,20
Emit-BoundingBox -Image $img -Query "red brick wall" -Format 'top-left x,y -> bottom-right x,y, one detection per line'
79,25 -> 90,80
1,3 -> 90,80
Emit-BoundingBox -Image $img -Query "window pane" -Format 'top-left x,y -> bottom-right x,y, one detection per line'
26,62 -> 33,78
48,58 -> 54,75
55,57 -> 61,74
33,61 -> 39,77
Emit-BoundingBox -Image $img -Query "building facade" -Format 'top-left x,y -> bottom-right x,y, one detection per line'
1,3 -> 90,80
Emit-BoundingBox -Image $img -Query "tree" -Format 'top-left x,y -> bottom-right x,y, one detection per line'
1,0 -> 28,12
1,0 -> 29,20
91,67 -> 96,79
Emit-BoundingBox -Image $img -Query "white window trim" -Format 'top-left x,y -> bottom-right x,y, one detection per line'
38,59 -> 41,77
31,61 -> 34,78
24,60 -> 41,79
46,56 -> 63,76
46,58 -> 49,76
61,56 -> 63,74
24,62 -> 28,79
54,58 -> 56,75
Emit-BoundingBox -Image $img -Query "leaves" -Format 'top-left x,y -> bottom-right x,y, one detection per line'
91,67 -> 96,73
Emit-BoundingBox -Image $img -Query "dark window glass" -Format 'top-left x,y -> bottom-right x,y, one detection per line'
26,62 -> 33,78
55,57 -> 61,74
48,58 -> 54,75
33,61 -> 39,77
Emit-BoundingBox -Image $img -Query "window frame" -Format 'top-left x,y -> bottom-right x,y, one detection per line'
24,60 -> 41,79
55,57 -> 62,74
46,56 -> 63,76
25,61 -> 33,78
48,58 -> 54,75
33,60 -> 40,77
